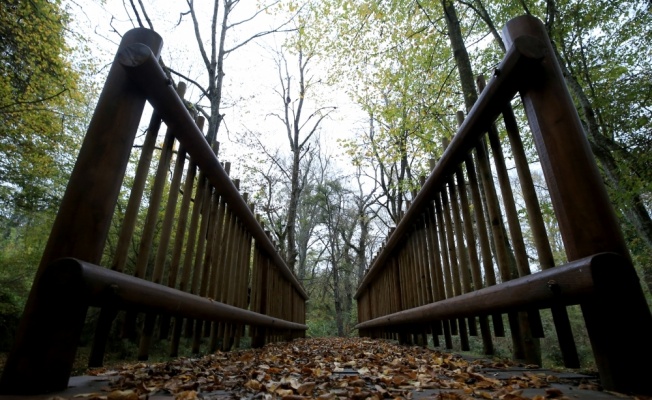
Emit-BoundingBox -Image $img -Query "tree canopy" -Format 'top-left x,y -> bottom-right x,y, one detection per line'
0,0 -> 95,347
0,0 -> 92,215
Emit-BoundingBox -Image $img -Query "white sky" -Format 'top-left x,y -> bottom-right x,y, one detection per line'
69,0 -> 366,183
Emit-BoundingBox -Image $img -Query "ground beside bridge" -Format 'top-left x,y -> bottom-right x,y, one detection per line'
1,337 -> 645,400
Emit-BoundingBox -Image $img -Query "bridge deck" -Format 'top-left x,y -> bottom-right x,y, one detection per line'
0,338 -> 638,400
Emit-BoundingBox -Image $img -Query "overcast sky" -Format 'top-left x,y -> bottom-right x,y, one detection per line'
69,0 -> 366,182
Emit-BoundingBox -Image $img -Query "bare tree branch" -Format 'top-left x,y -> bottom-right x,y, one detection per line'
165,67 -> 209,99
227,0 -> 281,29
0,88 -> 69,111
137,0 -> 154,30
176,10 -> 190,27
128,0 -> 144,27
186,0 -> 212,70
225,27 -> 297,54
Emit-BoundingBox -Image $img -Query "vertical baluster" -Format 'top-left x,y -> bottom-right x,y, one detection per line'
234,200 -> 254,348
271,266 -> 280,341
416,212 -> 434,345
196,167 -> 223,340
461,137 -> 504,338
423,165 -> 446,346
418,178 -> 436,308
252,241 -> 269,348
433,195 -> 454,348
221,180 -> 241,350
450,183 -> 472,348
477,77 -> 545,358
397,247 -> 411,345
410,222 -> 426,343
396,247 -> 408,345
126,117 -> 177,349
163,117 -> 203,346
138,129 -> 190,359
439,189 -> 461,340
207,182 -> 229,351
443,139 -> 472,350
474,134 -> 535,363
413,222 -> 429,345
188,150 -> 221,352
189,184 -> 213,351
171,155 -> 208,353
249,236 -> 262,346
88,110 -> 163,367
500,97 -> 580,367
405,227 -> 418,312
405,236 -> 417,345
222,213 -> 240,349
446,183 -> 470,347
392,257 -> 403,338
215,181 -> 234,345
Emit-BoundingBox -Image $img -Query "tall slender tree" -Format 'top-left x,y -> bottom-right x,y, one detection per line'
269,36 -> 336,272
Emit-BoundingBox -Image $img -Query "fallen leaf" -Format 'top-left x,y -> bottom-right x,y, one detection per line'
107,390 -> 138,400
297,381 -> 316,395
174,390 -> 198,400
245,379 -> 262,391
86,337 -> 609,400
544,387 -> 564,398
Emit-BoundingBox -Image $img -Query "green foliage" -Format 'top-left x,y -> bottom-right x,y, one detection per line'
300,0 -> 466,218
0,210 -> 55,350
0,0 -> 92,214
307,316 -> 340,337
306,295 -> 357,338
0,0 -> 97,347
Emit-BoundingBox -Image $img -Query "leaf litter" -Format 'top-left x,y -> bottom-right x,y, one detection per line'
80,337 -> 634,400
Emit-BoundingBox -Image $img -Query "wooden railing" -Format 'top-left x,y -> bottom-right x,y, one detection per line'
0,28 -> 307,395
354,15 -> 652,395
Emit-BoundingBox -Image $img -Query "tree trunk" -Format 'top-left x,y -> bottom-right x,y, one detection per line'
331,242 -> 345,336
441,0 -> 478,111
285,147 -> 301,273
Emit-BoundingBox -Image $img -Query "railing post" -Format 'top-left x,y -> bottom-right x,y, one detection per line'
0,28 -> 163,395
504,15 -> 652,395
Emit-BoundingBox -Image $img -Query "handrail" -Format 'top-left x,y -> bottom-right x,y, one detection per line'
55,258 -> 308,330
356,253 -> 613,329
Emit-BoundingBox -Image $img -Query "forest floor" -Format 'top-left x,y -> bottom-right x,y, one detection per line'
0,337 -> 649,400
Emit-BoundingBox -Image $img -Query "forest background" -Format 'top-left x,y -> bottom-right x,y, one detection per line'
1,0 -> 651,370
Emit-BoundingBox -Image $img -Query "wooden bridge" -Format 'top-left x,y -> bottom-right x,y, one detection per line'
1,15 -> 651,397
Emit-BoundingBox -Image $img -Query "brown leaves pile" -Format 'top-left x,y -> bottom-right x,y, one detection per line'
85,337 -> 585,400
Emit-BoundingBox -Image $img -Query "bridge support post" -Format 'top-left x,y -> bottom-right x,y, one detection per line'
0,28 -> 163,395
504,15 -> 652,395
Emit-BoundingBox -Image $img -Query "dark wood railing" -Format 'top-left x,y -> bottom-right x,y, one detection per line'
0,28 -> 307,395
355,15 -> 652,395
